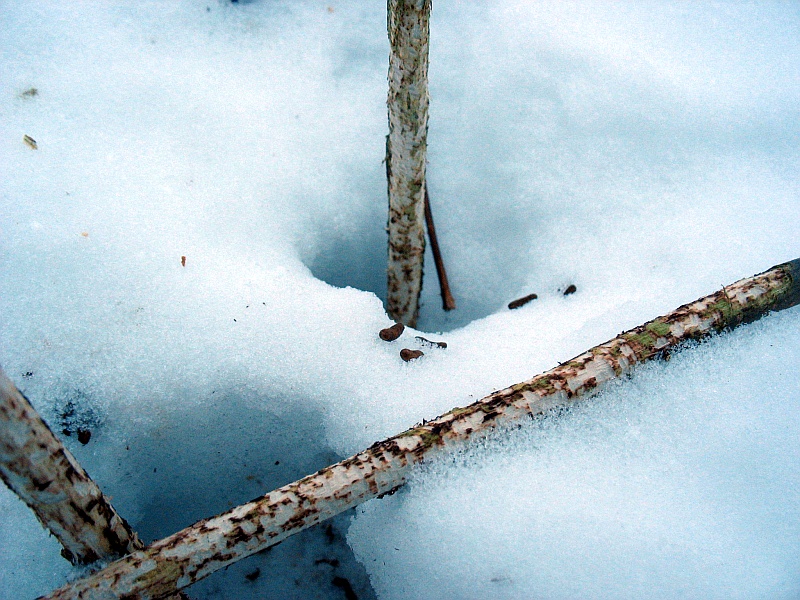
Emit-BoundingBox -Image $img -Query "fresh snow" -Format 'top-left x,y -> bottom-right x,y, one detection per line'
1,1 -> 799,599
349,309 -> 800,599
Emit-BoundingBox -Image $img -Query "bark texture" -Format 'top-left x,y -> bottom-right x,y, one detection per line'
386,0 -> 431,327
0,369 -> 143,565
42,259 -> 800,600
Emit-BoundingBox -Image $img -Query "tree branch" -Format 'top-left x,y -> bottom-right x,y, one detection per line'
386,0 -> 432,327
0,370 -> 143,565
41,258 -> 800,599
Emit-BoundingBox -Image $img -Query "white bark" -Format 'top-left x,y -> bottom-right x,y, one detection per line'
0,370 -> 143,564
386,0 -> 431,327
41,259 -> 800,599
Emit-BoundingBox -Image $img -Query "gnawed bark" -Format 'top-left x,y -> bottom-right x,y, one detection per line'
0,369 -> 143,564
386,0 -> 431,327
42,259 -> 800,600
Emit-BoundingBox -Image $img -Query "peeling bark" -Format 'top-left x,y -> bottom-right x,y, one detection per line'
41,259 -> 800,600
0,369 -> 143,565
386,0 -> 431,327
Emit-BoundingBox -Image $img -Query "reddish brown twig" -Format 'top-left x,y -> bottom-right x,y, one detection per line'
424,186 -> 456,311
508,293 -> 538,310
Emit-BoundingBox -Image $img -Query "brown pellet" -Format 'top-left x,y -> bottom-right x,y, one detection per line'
508,293 -> 538,310
400,348 -> 424,362
379,322 -> 405,341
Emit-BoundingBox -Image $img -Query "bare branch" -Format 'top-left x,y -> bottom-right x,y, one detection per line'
0,370 -> 143,564
386,0 -> 432,327
42,259 -> 800,599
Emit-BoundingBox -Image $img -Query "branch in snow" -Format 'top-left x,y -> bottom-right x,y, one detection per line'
41,258 -> 800,599
386,0 -> 432,327
0,369 -> 144,565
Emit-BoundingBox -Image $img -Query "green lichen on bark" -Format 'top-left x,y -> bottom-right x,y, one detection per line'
645,320 -> 671,337
395,426 -> 441,450
705,298 -> 739,322
624,331 -> 656,349
529,377 -> 557,392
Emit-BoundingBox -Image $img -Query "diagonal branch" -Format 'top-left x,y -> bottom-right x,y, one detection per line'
0,370 -> 144,565
41,258 -> 800,600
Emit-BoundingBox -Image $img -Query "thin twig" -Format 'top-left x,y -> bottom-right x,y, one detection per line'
424,185 -> 456,311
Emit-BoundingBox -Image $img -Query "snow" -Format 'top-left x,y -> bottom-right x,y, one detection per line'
349,309 -> 800,599
1,1 -> 799,599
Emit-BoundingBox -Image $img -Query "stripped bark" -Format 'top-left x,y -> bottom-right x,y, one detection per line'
0,369 -> 143,564
42,258 -> 800,600
386,0 -> 431,327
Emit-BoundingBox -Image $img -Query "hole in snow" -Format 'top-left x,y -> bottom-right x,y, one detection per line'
303,197 -> 389,312
302,179 -> 545,333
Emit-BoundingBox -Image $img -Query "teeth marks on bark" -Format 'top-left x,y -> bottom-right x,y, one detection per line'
386,0 -> 431,327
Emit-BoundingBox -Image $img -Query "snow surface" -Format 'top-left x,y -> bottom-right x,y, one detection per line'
1,1 -> 799,599
349,309 -> 800,599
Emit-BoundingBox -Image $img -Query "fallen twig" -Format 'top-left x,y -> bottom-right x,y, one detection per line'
42,259 -> 800,600
415,336 -> 447,349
